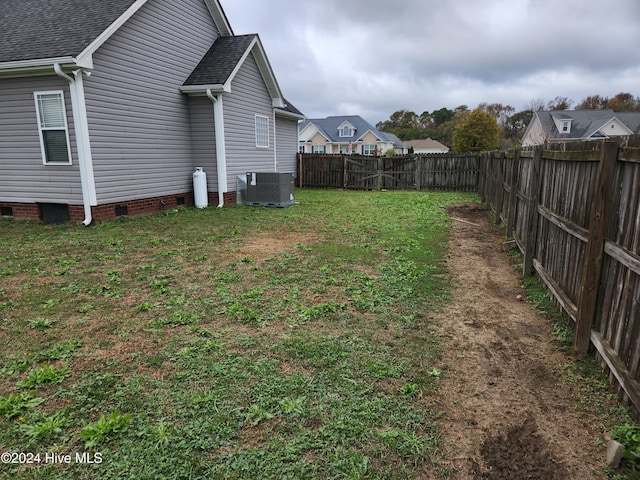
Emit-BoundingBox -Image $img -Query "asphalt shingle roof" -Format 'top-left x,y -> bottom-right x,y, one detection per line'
538,109 -> 640,139
405,138 -> 449,150
0,0 -> 139,62
183,34 -> 257,86
299,115 -> 399,144
278,99 -> 304,117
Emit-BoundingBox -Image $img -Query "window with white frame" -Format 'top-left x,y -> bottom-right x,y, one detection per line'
299,145 -> 306,154
362,144 -> 377,155
312,145 -> 326,153
339,125 -> 354,137
34,91 -> 72,164
255,115 -> 269,148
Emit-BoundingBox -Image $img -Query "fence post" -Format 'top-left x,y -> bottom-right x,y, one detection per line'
479,152 -> 487,201
506,149 -> 521,237
523,146 -> 543,276
296,154 -> 303,188
340,154 -> 346,188
377,156 -> 383,191
574,141 -> 619,356
415,155 -> 422,190
494,152 -> 505,224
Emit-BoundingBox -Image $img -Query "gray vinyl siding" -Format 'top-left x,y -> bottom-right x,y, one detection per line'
84,0 -> 219,203
222,52 -> 276,190
188,96 -> 218,187
275,116 -> 299,173
0,75 -> 82,203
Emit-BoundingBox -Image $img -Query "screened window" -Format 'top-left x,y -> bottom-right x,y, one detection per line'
312,145 -> 326,153
255,115 -> 269,148
34,91 -> 72,164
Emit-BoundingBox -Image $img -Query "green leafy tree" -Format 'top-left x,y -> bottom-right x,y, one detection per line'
452,109 -> 500,152
377,110 -> 425,141
418,111 -> 432,128
434,108 -> 468,148
377,110 -> 417,130
502,110 -> 534,149
431,107 -> 455,125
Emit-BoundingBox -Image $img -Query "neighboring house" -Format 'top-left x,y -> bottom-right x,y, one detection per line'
298,115 -> 407,156
522,110 -> 640,147
0,0 -> 304,223
383,133 -> 409,155
405,138 -> 450,154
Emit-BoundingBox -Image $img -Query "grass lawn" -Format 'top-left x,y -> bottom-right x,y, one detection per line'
0,189 -> 477,479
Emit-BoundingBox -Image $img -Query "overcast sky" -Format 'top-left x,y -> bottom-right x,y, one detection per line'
223,1 -> 640,124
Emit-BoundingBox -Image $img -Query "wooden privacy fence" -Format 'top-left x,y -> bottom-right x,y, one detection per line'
479,136 -> 640,412
296,153 -> 478,191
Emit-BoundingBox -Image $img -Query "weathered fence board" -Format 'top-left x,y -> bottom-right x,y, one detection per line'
296,153 -> 478,192
479,135 -> 640,415
574,142 -> 619,354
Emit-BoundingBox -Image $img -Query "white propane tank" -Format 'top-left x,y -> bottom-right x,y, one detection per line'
193,167 -> 208,208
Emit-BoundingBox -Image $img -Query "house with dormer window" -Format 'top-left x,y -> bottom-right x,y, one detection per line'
522,110 -> 640,146
298,115 -> 406,155
338,121 -> 355,138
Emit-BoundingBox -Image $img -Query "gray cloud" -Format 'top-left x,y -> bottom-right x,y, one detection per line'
224,0 -> 640,122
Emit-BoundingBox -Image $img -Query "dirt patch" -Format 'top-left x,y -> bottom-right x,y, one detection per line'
227,232 -> 320,262
438,203 -> 607,479
478,415 -> 568,480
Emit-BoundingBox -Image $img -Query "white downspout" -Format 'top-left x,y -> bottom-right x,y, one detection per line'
272,109 -> 277,171
54,63 -> 96,226
206,89 -> 227,208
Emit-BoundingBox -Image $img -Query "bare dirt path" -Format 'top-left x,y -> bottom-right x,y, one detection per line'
437,203 -> 611,480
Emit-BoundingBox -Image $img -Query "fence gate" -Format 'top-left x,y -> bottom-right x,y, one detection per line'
344,156 -> 417,190
296,153 -> 479,191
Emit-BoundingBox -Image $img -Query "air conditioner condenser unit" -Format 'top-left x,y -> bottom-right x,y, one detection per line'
245,172 -> 295,208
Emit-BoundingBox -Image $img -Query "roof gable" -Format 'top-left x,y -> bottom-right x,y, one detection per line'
299,123 -> 330,143
183,35 -> 257,90
356,129 -> 384,143
616,113 -> 640,134
181,34 -> 285,107
592,118 -> 634,137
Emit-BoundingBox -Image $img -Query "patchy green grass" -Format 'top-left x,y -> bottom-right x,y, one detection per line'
0,189 -> 476,479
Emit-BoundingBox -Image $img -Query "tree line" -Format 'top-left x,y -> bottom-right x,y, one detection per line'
376,92 -> 640,152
